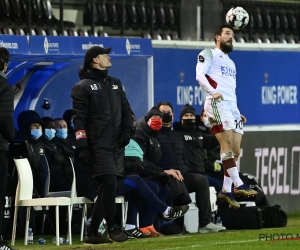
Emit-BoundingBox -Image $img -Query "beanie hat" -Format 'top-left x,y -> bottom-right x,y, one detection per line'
146,107 -> 162,122
180,104 -> 196,119
84,46 -> 112,67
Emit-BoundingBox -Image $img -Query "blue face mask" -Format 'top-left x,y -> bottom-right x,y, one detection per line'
44,128 -> 56,141
31,129 -> 43,140
70,120 -> 74,130
56,128 -> 68,139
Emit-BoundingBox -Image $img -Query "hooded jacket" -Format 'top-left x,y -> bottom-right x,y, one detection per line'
134,117 -> 164,172
17,112 -> 45,174
71,68 -> 133,177
0,72 -> 15,150
63,109 -> 76,148
16,111 -> 46,196
173,121 -> 219,174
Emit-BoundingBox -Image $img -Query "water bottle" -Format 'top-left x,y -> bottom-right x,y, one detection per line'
38,238 -> 46,245
98,219 -> 107,236
211,212 -> 215,224
27,228 -> 34,244
52,237 -> 69,244
216,216 -> 222,227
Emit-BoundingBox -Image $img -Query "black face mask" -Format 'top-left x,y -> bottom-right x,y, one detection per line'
182,119 -> 196,129
162,113 -> 172,126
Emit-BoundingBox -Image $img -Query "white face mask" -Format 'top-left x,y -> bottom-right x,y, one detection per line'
203,117 -> 210,128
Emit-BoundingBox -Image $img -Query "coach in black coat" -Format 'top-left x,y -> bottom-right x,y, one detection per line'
71,46 -> 134,243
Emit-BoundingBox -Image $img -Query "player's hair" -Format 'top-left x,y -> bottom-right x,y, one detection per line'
156,101 -> 174,112
214,24 -> 234,44
0,47 -> 10,71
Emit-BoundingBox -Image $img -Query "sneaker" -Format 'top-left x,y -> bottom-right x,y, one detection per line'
139,227 -> 152,236
234,184 -> 258,197
160,223 -> 184,235
124,228 -> 150,238
163,205 -> 189,220
218,190 -> 240,208
0,242 -> 17,250
84,234 -> 112,244
108,227 -> 128,242
198,222 -> 226,233
140,225 -> 164,237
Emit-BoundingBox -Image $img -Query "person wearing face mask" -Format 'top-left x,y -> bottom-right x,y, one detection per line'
53,118 -> 75,159
62,109 -> 76,149
134,107 -> 192,235
0,47 -> 15,249
16,112 -> 46,197
156,102 -> 226,234
41,117 -> 71,192
173,104 -> 223,194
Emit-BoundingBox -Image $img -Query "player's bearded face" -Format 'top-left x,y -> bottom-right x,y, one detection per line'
220,38 -> 233,54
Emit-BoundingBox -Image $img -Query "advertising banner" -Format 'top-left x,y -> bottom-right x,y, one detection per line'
0,35 -> 28,54
241,131 -> 300,212
72,37 -> 152,57
0,35 -> 152,59
29,36 -> 73,55
153,48 -> 300,125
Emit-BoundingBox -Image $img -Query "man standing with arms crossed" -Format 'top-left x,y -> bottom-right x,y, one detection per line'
196,24 -> 257,208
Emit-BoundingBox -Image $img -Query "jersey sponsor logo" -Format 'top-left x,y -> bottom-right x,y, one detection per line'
90,84 -> 98,90
112,85 -> 118,89
184,135 -> 193,141
220,66 -> 236,79
198,55 -> 205,63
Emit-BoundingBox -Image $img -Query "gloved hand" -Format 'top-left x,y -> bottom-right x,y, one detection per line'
153,172 -> 170,184
78,147 -> 92,165
214,162 -> 222,172
118,129 -> 131,147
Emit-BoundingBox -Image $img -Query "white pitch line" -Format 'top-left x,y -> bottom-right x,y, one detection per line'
158,239 -> 258,250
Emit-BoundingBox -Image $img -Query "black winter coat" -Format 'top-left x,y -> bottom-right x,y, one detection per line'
16,112 -> 46,196
71,68 -> 133,178
0,72 -> 15,151
173,122 -> 219,174
134,117 -> 164,172
156,127 -> 189,175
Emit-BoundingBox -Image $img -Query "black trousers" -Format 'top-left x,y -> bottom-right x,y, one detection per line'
183,173 -> 211,228
88,174 -> 117,234
0,151 -> 8,236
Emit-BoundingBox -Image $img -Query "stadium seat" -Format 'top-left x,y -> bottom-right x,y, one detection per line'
106,1 -> 120,30
97,30 -> 108,37
0,0 -> 13,24
95,3 -> 109,26
126,1 -> 139,30
261,10 -> 272,30
136,1 -> 148,30
155,5 -> 167,30
287,11 -> 297,30
13,27 -> 25,35
1,27 -> 14,35
77,28 -> 88,37
11,158 -> 72,246
10,0 -> 26,25
46,28 -> 58,36
35,27 -> 47,36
